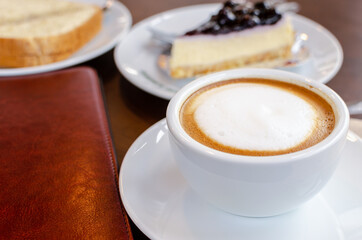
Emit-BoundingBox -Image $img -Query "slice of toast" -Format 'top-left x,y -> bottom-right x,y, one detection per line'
0,0 -> 102,67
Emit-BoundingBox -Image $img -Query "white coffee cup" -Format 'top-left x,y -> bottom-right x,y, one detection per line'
166,68 -> 349,217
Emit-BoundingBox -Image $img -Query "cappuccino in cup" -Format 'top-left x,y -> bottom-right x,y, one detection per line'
166,69 -> 349,217
180,78 -> 335,156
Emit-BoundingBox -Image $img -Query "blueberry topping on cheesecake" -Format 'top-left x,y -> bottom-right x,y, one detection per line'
185,1 -> 282,35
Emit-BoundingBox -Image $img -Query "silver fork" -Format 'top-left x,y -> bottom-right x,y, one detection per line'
348,101 -> 362,115
102,0 -> 114,11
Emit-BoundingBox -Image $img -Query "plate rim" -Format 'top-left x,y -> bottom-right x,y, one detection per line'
287,13 -> 344,84
114,4 -> 219,100
119,119 -> 169,240
114,3 -> 343,100
0,0 -> 132,77
119,118 -> 361,240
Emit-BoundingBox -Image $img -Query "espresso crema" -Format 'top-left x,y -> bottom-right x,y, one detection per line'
180,78 -> 335,156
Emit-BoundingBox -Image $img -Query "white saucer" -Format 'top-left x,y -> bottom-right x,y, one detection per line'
0,0 -> 132,77
114,4 -> 343,100
120,119 -> 362,240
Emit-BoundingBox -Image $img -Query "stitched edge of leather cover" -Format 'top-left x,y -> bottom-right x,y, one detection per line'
87,67 -> 134,240
93,69 -> 134,240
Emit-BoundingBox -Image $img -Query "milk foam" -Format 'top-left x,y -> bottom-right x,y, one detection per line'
193,83 -> 316,151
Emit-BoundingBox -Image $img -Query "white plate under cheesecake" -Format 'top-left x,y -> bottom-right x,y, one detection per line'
114,3 -> 343,100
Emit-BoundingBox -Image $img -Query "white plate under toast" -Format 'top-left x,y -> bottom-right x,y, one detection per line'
0,0 -> 132,77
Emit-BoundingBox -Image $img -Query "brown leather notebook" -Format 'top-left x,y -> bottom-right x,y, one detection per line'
0,67 -> 133,239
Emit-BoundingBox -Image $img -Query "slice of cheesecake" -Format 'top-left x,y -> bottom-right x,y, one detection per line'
170,1 -> 294,79
0,0 -> 102,67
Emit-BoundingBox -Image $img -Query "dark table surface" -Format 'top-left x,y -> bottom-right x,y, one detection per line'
86,0 -> 361,239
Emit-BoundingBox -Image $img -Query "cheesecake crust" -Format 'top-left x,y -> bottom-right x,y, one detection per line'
170,45 -> 292,79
